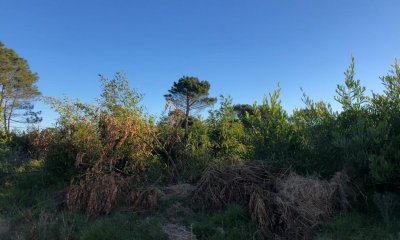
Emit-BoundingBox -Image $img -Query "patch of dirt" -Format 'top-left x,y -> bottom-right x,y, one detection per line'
166,202 -> 194,222
163,223 -> 197,240
163,184 -> 195,200
0,218 -> 9,235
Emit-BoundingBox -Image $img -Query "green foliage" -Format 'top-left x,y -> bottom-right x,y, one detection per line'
245,85 -> 301,167
335,56 -> 368,111
165,76 -> 217,134
185,118 -> 211,154
1,210 -> 167,240
191,204 -> 262,240
98,72 -> 143,118
373,192 -> 399,225
0,41 -> 41,133
179,119 -> 211,181
44,73 -> 156,181
292,92 -> 339,175
208,96 -> 248,164
315,212 -> 400,240
367,60 -> 400,185
0,160 -> 12,186
233,104 -> 254,126
80,213 -> 167,240
44,96 -> 97,129
43,135 -> 77,185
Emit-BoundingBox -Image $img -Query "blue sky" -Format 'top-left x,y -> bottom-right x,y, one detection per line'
1,0 -> 400,128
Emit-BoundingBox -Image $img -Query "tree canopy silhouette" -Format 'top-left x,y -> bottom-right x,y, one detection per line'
164,76 -> 216,134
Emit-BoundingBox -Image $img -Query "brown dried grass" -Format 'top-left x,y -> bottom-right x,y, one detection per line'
193,164 -> 282,209
128,187 -> 164,211
329,171 -> 355,214
193,164 -> 349,239
66,173 -> 123,216
278,173 -> 336,222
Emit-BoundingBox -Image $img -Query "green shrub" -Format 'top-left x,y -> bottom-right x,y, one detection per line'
191,204 -> 262,240
43,136 -> 77,186
0,161 -> 12,186
208,96 -> 248,164
245,86 -> 302,168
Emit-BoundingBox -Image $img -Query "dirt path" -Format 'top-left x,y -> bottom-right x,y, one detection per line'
163,223 -> 197,240
161,184 -> 197,240
0,218 -> 9,235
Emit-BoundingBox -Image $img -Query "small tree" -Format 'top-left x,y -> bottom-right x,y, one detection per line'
245,84 -> 300,166
164,76 -> 216,135
368,60 -> 400,184
0,42 -> 41,133
208,95 -> 247,163
98,72 -> 143,118
335,56 -> 368,111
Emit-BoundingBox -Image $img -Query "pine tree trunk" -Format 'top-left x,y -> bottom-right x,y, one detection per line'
185,95 -> 190,135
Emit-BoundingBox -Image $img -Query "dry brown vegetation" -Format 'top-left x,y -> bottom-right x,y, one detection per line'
193,164 -> 351,239
128,187 -> 164,211
66,115 -> 156,216
66,173 -> 123,216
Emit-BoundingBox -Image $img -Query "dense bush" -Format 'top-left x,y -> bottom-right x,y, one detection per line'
43,135 -> 77,185
208,96 -> 248,164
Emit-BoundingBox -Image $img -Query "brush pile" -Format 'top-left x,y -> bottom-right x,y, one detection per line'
193,164 -> 348,239
66,173 -> 163,215
127,187 -> 164,211
66,173 -> 124,216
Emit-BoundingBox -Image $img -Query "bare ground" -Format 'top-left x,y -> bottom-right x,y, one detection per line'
0,218 -> 9,235
163,223 -> 197,240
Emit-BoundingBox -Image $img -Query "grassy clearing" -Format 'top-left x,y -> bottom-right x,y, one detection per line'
188,204 -> 263,240
1,210 -> 167,240
315,213 -> 400,240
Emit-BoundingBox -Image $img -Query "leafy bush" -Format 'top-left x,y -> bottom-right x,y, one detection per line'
43,136 -> 77,185
208,96 -> 248,164
245,85 -> 302,168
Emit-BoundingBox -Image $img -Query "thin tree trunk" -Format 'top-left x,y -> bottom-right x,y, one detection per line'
0,86 -> 4,132
3,99 -> 7,133
0,86 -> 4,113
185,95 -> 190,135
6,98 -> 16,133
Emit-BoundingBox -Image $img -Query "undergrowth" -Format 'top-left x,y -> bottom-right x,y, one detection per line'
315,212 -> 400,240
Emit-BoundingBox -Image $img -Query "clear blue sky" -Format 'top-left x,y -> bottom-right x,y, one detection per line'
1,0 -> 400,128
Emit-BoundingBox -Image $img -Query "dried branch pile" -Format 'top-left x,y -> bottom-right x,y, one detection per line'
66,173 -> 162,215
193,164 -> 349,239
128,187 -> 164,211
66,173 -> 123,216
193,164 -> 283,208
